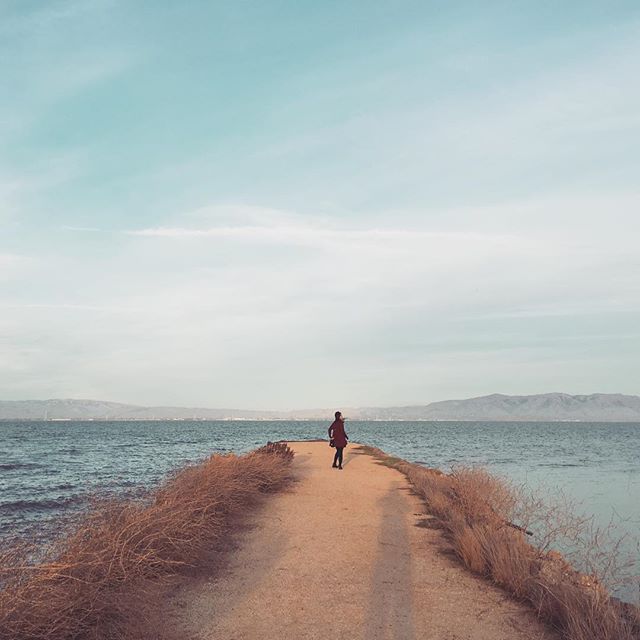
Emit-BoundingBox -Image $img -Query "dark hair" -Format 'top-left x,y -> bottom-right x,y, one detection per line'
335,410 -> 342,419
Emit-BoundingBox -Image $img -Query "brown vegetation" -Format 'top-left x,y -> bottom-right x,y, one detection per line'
0,442 -> 294,640
359,445 -> 640,640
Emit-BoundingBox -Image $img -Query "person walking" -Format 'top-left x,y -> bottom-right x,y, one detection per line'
328,411 -> 348,469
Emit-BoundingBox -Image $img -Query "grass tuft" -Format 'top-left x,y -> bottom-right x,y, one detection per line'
0,441 -> 294,640
358,445 -> 640,640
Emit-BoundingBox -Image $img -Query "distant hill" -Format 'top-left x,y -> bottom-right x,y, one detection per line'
0,399 -> 278,421
362,393 -> 640,422
1,393 -> 639,422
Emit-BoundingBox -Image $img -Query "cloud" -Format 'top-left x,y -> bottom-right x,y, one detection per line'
0,153 -> 87,221
127,222 -> 517,253
245,21 -> 640,213
3,192 -> 639,406
0,1 -> 139,142
0,0 -> 115,35
61,226 -> 111,233
0,302 -> 139,313
0,253 -> 33,281
3,189 -> 638,408
0,52 -> 136,142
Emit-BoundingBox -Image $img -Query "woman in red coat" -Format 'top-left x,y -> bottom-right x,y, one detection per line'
328,411 -> 348,469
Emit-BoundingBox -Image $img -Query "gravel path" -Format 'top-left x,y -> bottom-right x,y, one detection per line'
169,441 -> 556,640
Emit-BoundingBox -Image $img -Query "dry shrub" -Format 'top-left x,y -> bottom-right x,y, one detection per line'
0,442 -> 294,640
450,467 -> 518,527
451,524 -> 488,575
532,578 -> 637,640
396,456 -> 639,640
479,525 -> 537,599
411,473 -> 452,519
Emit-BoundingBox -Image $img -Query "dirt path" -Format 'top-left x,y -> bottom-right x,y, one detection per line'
169,442 -> 556,640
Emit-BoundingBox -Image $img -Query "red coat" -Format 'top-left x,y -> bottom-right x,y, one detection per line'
328,419 -> 348,448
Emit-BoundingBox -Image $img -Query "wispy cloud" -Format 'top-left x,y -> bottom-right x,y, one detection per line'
0,0 -> 116,36
0,253 -> 28,267
0,1 -> 140,142
0,153 -> 87,221
62,226 -> 112,233
0,302 -> 139,313
128,223 -> 516,249
0,253 -> 32,281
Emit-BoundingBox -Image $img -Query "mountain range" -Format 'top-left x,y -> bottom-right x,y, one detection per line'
1,393 -> 639,422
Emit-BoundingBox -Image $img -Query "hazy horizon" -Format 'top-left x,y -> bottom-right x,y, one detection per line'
2,391 -> 640,419
2,2 -> 639,410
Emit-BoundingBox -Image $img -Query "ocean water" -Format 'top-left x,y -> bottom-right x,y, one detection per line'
1,420 -> 638,598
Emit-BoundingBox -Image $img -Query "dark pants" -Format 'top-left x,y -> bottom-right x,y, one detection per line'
333,447 -> 344,467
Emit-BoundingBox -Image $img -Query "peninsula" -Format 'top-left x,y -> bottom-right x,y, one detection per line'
168,441 -> 555,639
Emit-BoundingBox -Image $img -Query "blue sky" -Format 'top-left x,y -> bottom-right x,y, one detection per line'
1,1 -> 639,408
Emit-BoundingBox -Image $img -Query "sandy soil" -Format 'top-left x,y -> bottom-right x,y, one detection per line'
168,441 -> 557,640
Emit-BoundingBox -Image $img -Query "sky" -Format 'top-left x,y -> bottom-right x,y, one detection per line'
1,1 -> 639,409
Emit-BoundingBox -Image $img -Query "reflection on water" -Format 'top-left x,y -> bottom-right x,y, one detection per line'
1,420 -> 638,598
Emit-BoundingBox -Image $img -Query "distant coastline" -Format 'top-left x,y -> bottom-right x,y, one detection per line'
1,392 -> 640,422
2,418 -> 639,423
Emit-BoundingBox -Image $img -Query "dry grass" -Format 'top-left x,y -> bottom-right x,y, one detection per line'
0,441 -> 294,640
359,445 -> 640,640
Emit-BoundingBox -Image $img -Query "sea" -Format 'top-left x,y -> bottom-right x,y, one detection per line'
1,420 -> 638,600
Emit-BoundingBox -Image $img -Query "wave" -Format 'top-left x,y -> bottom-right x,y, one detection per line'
0,496 -> 85,514
0,463 -> 44,471
538,462 -> 587,468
